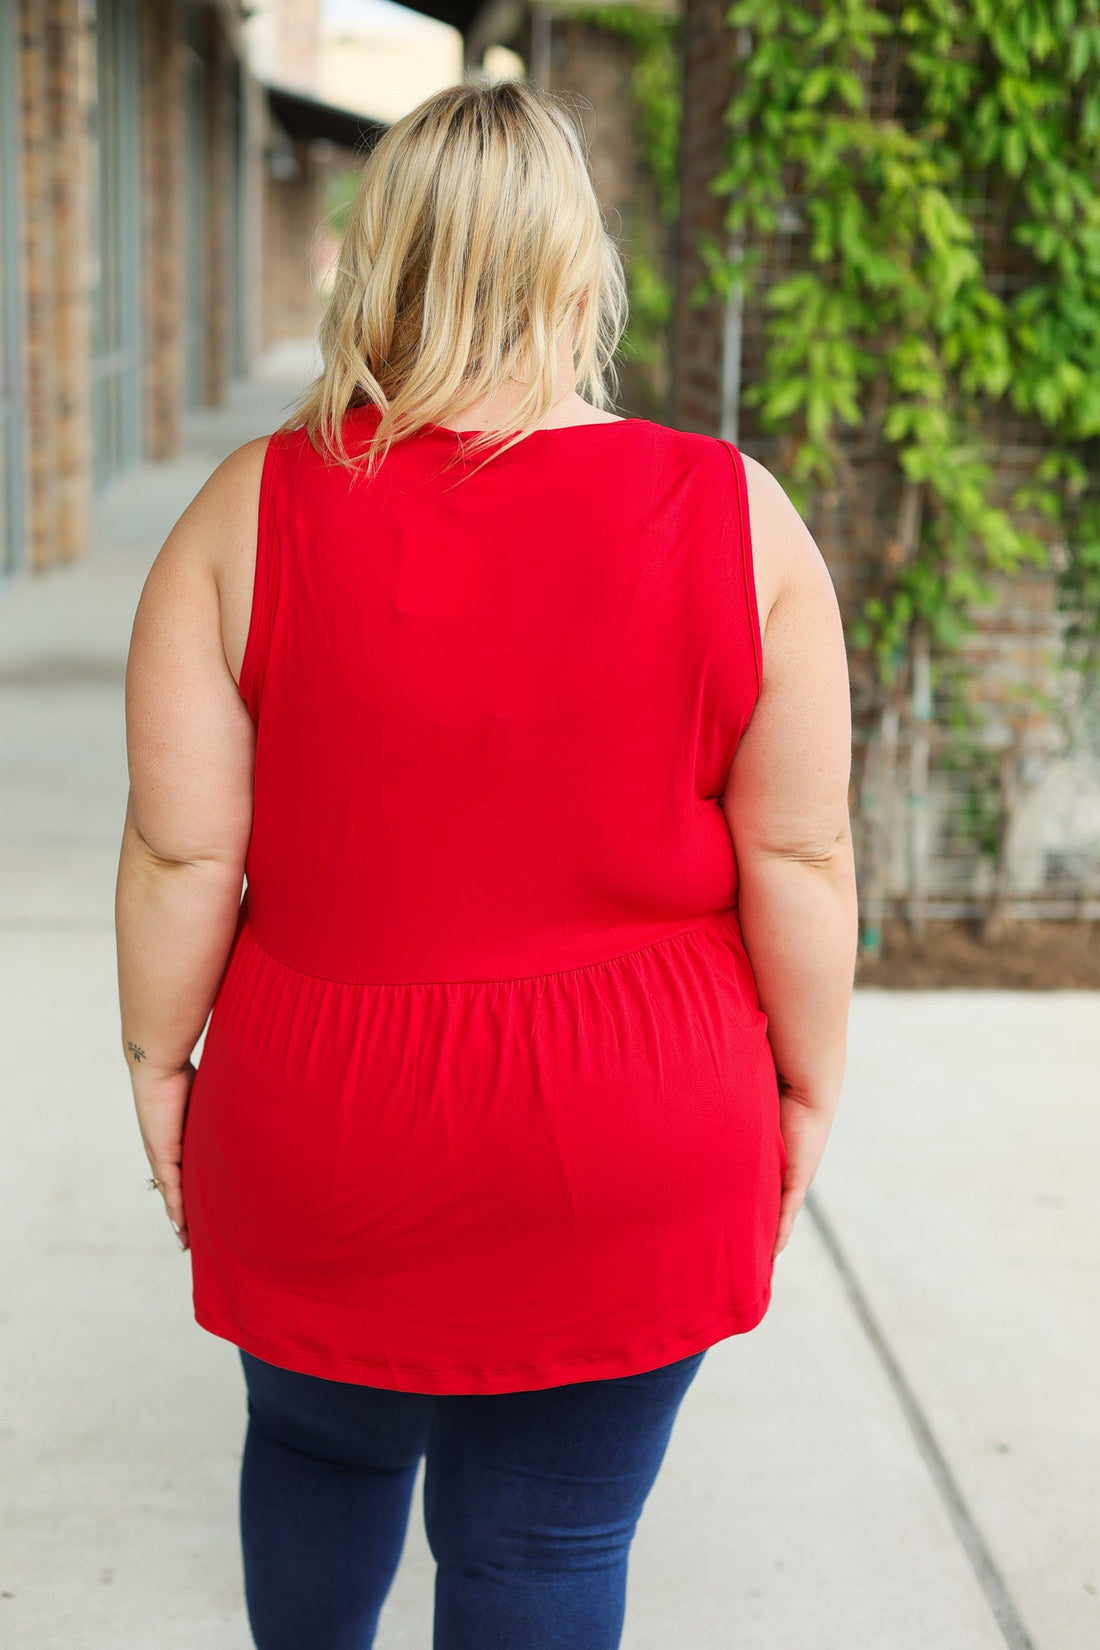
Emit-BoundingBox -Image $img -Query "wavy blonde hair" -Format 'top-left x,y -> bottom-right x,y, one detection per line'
277,76 -> 630,479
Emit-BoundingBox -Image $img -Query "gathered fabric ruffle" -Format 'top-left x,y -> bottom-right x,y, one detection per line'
182,907 -> 785,1394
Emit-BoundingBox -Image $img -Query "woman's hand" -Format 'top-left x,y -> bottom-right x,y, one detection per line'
772,1089 -> 838,1261
131,1061 -> 196,1251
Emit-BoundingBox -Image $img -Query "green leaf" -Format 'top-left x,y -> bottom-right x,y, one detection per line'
799,66 -> 833,106
761,376 -> 808,421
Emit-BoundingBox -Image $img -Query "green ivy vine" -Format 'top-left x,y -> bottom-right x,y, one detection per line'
698,0 -> 1100,710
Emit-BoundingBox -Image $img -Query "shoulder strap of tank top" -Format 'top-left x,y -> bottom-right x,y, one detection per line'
717,437 -> 763,699
238,429 -> 292,725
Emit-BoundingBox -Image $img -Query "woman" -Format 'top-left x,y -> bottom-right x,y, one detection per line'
115,77 -> 857,1650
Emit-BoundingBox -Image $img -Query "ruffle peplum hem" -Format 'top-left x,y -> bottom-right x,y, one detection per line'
182,906 -> 785,1394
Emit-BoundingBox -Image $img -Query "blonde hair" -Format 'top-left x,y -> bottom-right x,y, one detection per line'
277,76 -> 629,479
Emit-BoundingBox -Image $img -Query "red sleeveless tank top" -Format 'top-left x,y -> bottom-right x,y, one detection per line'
182,404 -> 786,1393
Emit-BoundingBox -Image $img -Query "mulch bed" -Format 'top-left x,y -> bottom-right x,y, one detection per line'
854,918 -> 1100,989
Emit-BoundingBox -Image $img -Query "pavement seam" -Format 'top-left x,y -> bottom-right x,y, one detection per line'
806,1187 -> 1039,1650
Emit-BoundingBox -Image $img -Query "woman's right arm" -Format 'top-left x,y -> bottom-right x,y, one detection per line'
720,455 -> 860,1260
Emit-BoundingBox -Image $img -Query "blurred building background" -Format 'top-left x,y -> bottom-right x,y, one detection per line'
1,0 -> 1097,965
1,0 -> 386,579
0,0 -> 669,578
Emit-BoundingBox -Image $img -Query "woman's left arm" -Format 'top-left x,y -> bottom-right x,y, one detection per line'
115,440 -> 268,1251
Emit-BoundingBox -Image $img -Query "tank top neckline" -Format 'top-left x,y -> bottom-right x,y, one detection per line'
346,403 -> 651,440
423,416 -> 647,437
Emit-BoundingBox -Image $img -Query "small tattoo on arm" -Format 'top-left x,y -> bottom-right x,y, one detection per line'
126,1041 -> 146,1063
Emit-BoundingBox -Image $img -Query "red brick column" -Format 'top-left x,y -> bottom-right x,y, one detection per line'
18,0 -> 60,568
140,0 -> 184,457
203,9 -> 235,406
17,0 -> 96,569
46,0 -> 93,561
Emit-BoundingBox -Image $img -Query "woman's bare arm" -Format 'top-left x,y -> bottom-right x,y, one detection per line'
114,438 -> 267,1248
721,455 -> 859,1259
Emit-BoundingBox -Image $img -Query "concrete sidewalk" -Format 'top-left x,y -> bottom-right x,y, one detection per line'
1,355 -> 1096,1650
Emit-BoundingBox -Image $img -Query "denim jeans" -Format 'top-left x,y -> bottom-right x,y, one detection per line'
237,1345 -> 707,1650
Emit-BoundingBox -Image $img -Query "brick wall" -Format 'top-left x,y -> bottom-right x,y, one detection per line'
7,0 -> 261,572
201,7 -> 235,407
547,11 -> 674,419
18,0 -> 61,568
140,0 -> 184,457
255,0 -> 325,349
670,0 -> 1098,912
46,0 -> 93,561
667,0 -> 730,436
272,0 -> 321,92
261,130 -> 326,348
15,0 -> 96,570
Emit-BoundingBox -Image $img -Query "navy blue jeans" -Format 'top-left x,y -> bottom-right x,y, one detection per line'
238,1345 -> 706,1650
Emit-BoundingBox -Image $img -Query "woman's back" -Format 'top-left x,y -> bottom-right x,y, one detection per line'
181,406 -> 787,1394
240,405 -> 762,981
